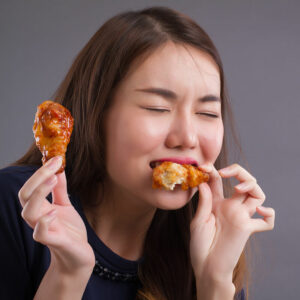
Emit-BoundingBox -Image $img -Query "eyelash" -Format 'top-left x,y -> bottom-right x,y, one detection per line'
144,108 -> 219,118
145,107 -> 170,113
196,112 -> 219,118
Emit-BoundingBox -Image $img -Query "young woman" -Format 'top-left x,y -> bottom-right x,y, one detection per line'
0,6 -> 275,300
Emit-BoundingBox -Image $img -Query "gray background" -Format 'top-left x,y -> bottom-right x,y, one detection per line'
0,0 -> 299,299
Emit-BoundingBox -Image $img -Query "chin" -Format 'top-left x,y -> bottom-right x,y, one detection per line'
150,186 -> 198,210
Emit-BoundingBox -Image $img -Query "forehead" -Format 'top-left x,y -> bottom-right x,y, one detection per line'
121,41 -> 220,96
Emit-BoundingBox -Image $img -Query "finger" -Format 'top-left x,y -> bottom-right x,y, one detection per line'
52,171 -> 71,206
234,180 -> 266,201
199,163 -> 224,200
219,163 -> 257,184
21,176 -> 57,228
243,197 -> 264,216
193,183 -> 213,224
18,156 -> 63,207
250,206 -> 275,232
33,209 -> 62,247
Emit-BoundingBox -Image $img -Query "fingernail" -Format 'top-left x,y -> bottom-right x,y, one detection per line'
45,156 -> 62,170
219,167 -> 231,175
235,182 -> 248,190
45,175 -> 57,185
256,206 -> 267,211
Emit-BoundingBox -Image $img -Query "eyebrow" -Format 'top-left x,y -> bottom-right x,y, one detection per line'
135,87 -> 221,103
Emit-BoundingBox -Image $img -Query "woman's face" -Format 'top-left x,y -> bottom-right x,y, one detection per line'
103,42 -> 223,210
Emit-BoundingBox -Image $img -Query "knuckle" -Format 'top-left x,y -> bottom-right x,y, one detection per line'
248,179 -> 256,187
21,207 -> 27,220
32,185 -> 47,199
268,209 -> 275,229
21,202 -> 29,219
33,229 -> 43,243
20,207 -> 27,220
232,163 -> 240,170
39,167 -> 51,179
251,176 -> 257,183
270,208 -> 276,217
33,220 -> 45,242
18,189 -> 27,204
21,205 -> 34,225
32,230 -> 39,241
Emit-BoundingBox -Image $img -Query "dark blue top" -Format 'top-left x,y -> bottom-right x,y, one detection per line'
0,165 -> 245,300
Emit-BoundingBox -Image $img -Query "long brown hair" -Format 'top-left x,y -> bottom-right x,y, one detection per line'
14,6 -> 250,299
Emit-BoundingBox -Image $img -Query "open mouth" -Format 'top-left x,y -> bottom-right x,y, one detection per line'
149,161 -> 162,169
149,161 -> 198,169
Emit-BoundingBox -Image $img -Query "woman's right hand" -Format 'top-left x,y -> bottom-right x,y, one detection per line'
18,156 -> 95,276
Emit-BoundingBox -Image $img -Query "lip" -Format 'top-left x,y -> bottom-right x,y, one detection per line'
150,157 -> 198,168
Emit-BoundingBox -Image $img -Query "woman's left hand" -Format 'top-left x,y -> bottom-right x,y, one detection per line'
189,163 -> 275,282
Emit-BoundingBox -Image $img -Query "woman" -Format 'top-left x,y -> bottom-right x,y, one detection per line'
0,6 -> 275,300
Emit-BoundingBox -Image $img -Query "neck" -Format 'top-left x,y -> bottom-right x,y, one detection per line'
83,181 -> 156,261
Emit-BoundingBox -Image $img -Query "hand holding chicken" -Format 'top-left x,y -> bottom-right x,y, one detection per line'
189,163 -> 275,294
19,102 -> 95,291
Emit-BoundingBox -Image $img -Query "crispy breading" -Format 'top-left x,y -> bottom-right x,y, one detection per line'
152,161 -> 209,190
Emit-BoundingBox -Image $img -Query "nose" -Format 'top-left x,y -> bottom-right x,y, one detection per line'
165,112 -> 197,150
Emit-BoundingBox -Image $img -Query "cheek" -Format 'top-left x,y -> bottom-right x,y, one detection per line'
199,121 -> 224,162
105,111 -> 168,191
116,116 -> 166,154
105,112 -> 166,168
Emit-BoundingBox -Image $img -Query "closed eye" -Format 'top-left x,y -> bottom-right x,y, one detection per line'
143,107 -> 219,118
144,107 -> 170,113
197,112 -> 219,118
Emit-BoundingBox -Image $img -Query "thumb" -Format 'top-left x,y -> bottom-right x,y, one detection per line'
195,183 -> 213,222
52,171 -> 71,206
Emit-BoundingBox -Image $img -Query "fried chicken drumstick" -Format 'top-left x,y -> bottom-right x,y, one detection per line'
152,161 -> 209,191
33,100 -> 74,173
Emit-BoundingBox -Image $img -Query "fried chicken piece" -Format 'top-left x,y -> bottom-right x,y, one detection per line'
33,100 -> 74,173
152,161 -> 209,191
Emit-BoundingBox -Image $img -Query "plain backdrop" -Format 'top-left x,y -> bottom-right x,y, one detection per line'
1,0 -> 299,299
